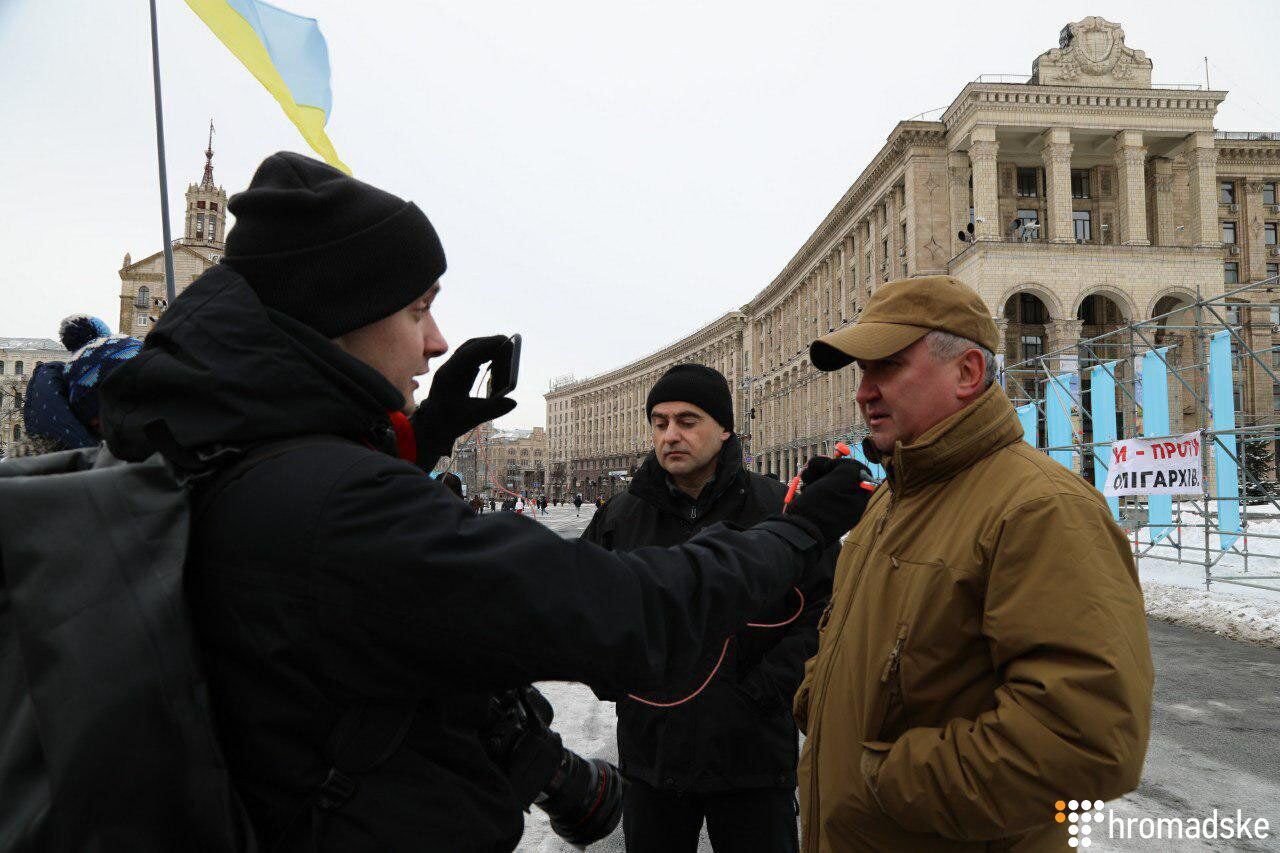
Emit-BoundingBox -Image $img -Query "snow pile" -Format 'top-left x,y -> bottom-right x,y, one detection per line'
1141,580 -> 1280,647
1135,509 -> 1280,647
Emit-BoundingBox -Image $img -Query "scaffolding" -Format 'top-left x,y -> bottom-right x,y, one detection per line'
1002,277 -> 1280,593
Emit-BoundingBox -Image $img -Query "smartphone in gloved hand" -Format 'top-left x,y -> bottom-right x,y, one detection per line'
487,334 -> 522,398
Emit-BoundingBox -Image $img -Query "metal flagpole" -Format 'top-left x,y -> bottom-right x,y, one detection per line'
149,0 -> 177,304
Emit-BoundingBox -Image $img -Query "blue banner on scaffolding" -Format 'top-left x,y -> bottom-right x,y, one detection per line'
1209,330 -> 1241,551
1142,347 -> 1173,543
1045,372 -> 1075,470
1089,360 -> 1121,521
1016,402 -> 1037,447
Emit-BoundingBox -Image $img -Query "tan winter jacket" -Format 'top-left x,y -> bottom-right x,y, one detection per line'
794,384 -> 1153,852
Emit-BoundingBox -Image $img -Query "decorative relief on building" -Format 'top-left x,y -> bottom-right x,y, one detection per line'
1032,17 -> 1153,88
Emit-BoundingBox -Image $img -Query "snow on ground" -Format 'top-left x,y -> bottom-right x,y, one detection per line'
1135,508 -> 1280,648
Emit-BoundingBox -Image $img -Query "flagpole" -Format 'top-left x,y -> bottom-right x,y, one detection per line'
148,0 -> 177,304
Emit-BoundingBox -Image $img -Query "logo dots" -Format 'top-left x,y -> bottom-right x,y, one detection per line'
1055,799 -> 1105,848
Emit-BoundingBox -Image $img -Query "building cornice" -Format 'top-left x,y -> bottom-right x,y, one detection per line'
1215,142 -> 1280,164
745,121 -> 946,314
942,82 -> 1226,136
546,311 -> 747,398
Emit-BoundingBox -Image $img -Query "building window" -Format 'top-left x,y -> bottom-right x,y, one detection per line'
1225,262 -> 1239,284
134,285 -> 150,309
1266,222 -> 1278,245
1268,263 -> 1279,280
14,425 -> 21,441
196,200 -> 206,209
15,361 -> 23,375
210,202 -> 219,211
1220,181 -> 1236,204
1016,167 -> 1039,198
1020,335 -> 1044,360
1264,183 -> 1277,206
1071,169 -> 1091,199
1073,210 -> 1092,242
1015,209 -> 1040,240
0,361 -> 4,374
196,213 -> 205,238
1222,221 -> 1237,244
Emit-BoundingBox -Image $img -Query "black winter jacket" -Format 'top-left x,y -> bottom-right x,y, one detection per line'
581,441 -> 835,792
98,265 -> 826,852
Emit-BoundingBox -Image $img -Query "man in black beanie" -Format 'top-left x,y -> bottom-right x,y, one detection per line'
583,363 -> 837,853
97,153 -> 871,852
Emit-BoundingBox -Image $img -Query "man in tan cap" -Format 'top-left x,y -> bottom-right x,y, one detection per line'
793,275 -> 1153,851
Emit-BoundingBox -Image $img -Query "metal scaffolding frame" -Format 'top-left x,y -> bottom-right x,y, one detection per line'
1002,277 -> 1280,593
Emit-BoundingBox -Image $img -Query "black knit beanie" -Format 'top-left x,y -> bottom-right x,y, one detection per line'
224,152 -> 447,338
645,364 -> 734,431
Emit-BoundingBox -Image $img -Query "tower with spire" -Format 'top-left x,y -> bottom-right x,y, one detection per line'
118,122 -> 229,335
183,120 -> 227,246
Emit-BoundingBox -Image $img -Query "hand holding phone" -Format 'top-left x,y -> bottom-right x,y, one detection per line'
487,334 -> 522,399
410,335 -> 519,469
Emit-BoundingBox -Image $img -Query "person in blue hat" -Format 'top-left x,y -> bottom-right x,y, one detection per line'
22,315 -> 142,454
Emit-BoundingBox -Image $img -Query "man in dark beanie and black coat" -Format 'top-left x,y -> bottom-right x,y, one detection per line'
582,364 -> 839,853
98,153 -> 871,852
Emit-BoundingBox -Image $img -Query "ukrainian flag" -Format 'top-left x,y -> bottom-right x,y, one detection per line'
185,0 -> 349,173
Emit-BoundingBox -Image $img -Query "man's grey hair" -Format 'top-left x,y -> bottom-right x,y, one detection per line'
924,329 -> 997,389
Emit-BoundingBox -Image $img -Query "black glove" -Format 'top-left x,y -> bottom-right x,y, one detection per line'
784,457 -> 874,549
411,336 -> 517,469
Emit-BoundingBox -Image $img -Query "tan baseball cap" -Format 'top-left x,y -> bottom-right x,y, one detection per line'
809,275 -> 999,371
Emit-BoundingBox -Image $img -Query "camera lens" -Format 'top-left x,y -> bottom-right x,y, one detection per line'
537,750 -> 626,846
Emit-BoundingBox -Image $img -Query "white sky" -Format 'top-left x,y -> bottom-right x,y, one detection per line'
2,1 -> 1278,428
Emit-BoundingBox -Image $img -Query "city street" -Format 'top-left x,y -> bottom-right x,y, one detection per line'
520,506 -> 1280,852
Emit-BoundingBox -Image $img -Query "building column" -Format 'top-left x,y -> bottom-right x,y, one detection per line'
1245,181 -> 1270,280
1185,131 -> 1220,248
969,126 -> 1000,241
1046,319 -> 1084,372
1114,130 -> 1149,246
994,318 -> 1011,357
1041,128 -> 1075,244
948,151 -> 971,256
1149,157 -> 1176,246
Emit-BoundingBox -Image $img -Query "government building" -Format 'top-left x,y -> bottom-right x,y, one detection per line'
545,17 -> 1280,498
118,138 -> 227,337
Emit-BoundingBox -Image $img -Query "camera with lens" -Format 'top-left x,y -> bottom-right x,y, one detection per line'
483,685 -> 625,847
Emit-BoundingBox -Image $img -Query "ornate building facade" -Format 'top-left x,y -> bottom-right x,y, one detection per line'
546,18 -> 1280,494
118,135 -> 227,337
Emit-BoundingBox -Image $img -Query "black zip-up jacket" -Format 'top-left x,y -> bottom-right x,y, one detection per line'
97,265 -> 826,852
581,441 -> 835,792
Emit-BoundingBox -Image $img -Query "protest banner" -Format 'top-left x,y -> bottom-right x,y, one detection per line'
1103,431 -> 1203,497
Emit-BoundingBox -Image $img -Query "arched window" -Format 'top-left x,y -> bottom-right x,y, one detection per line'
135,286 -> 151,309
14,424 -> 21,441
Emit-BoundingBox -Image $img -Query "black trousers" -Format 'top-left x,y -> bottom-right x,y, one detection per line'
622,778 -> 798,853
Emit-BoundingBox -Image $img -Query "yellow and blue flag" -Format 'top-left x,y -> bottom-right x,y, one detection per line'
184,0 -> 349,173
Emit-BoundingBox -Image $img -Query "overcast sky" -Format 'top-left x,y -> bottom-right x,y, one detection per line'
3,1 -> 1278,428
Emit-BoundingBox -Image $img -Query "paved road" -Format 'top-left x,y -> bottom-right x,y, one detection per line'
520,506 -> 1280,852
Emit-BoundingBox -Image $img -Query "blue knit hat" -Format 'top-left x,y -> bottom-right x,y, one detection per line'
24,316 -> 140,450
65,335 -> 144,426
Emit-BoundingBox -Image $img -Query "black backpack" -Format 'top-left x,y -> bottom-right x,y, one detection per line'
0,440 -> 413,853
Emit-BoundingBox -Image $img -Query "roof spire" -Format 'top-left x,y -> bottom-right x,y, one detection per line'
200,119 -> 216,189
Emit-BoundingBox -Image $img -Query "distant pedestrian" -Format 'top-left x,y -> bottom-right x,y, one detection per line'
470,495 -> 484,514
574,493 -> 583,517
